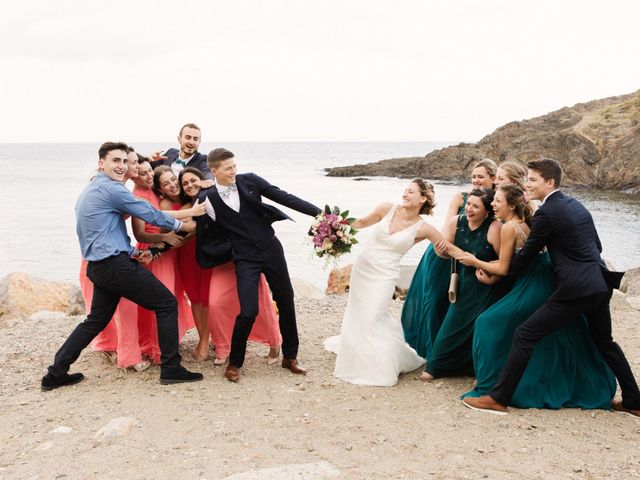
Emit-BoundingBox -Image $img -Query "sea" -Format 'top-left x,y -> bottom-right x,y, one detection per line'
2,142 -> 639,290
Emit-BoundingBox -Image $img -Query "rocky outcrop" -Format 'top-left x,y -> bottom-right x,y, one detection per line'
325,264 -> 353,295
620,267 -> 640,311
0,272 -> 83,321
326,90 -> 640,192
325,263 -> 417,298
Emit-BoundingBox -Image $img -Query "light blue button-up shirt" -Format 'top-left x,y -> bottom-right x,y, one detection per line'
76,173 -> 181,261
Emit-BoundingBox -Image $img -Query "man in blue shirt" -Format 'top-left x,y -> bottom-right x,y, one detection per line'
42,142 -> 203,391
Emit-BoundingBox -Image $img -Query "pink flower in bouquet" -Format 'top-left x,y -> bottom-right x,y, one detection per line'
308,205 -> 359,265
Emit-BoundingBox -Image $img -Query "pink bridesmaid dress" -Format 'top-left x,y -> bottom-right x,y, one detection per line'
134,187 -> 194,363
178,237 -> 212,308
208,261 -> 282,360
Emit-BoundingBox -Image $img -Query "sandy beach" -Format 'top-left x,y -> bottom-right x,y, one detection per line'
1,286 -> 639,480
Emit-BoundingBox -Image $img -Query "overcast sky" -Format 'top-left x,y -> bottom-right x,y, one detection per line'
1,0 -> 638,143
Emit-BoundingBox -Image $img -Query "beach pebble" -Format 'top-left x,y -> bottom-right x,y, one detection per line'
93,416 -> 141,443
51,426 -> 72,434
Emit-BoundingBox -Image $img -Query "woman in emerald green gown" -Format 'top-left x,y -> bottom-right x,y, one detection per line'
419,189 -> 502,380
401,160 -> 497,358
455,184 -> 616,409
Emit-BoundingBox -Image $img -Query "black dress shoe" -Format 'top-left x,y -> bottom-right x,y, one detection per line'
282,358 -> 307,374
159,366 -> 203,385
41,372 -> 85,392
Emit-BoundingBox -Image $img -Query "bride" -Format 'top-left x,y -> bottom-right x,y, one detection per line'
324,179 -> 445,386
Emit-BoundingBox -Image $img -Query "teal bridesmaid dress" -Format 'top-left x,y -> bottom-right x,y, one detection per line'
424,214 -> 500,377
462,252 -> 616,409
401,194 -> 467,358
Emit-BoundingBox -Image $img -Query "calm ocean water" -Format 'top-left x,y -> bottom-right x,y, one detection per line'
2,142 -> 639,289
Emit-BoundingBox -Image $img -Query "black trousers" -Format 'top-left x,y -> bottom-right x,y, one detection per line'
490,290 -> 640,409
48,253 -> 181,377
229,238 -> 297,368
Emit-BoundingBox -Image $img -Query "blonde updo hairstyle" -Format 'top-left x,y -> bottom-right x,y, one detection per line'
499,183 -> 534,226
498,161 -> 527,190
411,178 -> 436,215
473,158 -> 498,183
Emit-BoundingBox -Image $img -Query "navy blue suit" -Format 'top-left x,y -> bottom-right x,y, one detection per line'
490,191 -> 640,408
200,173 -> 321,367
151,148 -> 213,180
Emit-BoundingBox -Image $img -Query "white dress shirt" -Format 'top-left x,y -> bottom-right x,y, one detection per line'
541,189 -> 560,205
204,182 -> 240,221
171,153 -> 194,177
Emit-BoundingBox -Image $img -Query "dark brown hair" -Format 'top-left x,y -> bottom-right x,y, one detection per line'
179,123 -> 201,137
527,158 -> 563,188
152,165 -> 174,197
178,167 -> 205,204
411,178 -> 436,215
468,188 -> 495,220
207,148 -> 235,169
98,141 -> 129,159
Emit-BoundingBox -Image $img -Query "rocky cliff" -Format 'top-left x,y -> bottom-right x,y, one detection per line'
326,90 -> 640,191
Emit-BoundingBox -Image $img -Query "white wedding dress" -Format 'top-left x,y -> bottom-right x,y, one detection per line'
324,205 -> 426,386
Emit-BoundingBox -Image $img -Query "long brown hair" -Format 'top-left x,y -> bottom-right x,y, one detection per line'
499,184 -> 534,226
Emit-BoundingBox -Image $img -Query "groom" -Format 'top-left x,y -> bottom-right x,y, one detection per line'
464,158 -> 640,416
201,148 -> 322,382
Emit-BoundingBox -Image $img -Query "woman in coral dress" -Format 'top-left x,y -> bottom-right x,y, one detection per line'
130,161 -> 204,363
157,166 -> 211,360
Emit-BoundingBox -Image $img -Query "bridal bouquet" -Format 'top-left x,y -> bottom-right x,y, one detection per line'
308,205 -> 358,263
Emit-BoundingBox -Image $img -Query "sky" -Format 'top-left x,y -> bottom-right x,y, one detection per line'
1,0 -> 638,143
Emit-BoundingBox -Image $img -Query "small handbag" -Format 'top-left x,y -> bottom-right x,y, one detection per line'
448,258 -> 458,303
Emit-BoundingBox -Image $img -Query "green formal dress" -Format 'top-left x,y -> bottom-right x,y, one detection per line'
424,214 -> 500,377
401,194 -> 468,358
462,251 -> 616,409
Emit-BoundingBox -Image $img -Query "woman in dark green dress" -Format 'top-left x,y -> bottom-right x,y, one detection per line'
454,185 -> 616,409
420,189 -> 503,380
401,160 -> 497,358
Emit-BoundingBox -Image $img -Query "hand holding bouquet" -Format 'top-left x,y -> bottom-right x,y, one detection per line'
308,205 -> 358,263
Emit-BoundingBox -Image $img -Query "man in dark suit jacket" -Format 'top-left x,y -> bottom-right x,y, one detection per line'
150,123 -> 214,181
201,148 -> 322,382
464,158 -> 640,416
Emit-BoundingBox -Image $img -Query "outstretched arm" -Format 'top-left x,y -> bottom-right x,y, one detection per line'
249,173 -> 321,217
434,215 -> 459,258
131,217 -> 185,246
351,203 -> 393,230
415,221 -> 445,246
